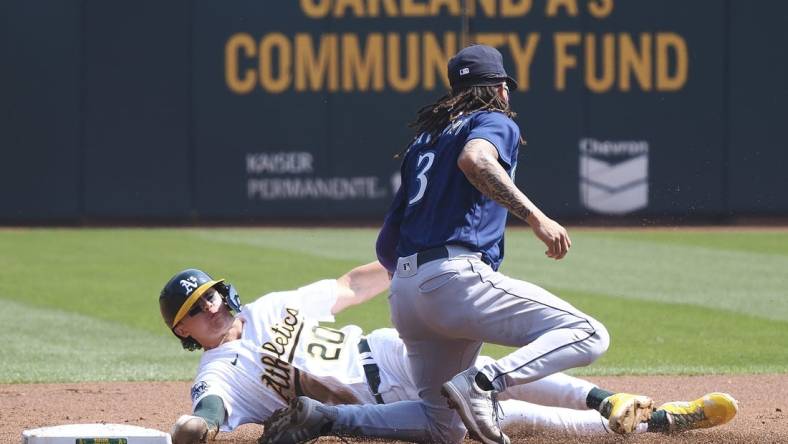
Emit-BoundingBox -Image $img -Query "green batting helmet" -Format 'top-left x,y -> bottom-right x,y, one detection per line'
159,268 -> 241,351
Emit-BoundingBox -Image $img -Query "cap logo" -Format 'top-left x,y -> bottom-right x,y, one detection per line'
459,67 -> 470,76
179,276 -> 198,294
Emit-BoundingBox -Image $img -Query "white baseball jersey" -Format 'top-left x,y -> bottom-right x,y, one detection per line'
187,279 -> 627,438
189,279 -> 375,431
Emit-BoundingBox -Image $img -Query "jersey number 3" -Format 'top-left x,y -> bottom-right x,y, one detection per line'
408,152 -> 435,205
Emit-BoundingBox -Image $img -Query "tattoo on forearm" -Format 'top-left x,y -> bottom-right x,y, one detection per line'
464,154 -> 532,222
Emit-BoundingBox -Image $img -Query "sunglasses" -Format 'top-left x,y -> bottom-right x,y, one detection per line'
186,291 -> 218,317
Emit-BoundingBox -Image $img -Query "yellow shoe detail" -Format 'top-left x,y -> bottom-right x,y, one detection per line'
600,393 -> 654,434
658,392 -> 738,432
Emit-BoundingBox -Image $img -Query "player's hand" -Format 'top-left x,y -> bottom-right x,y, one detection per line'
171,415 -> 209,444
528,215 -> 571,260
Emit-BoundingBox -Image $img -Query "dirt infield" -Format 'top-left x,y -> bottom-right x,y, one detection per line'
3,375 -> 786,444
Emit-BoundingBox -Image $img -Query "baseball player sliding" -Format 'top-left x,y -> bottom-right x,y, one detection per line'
160,262 -> 737,444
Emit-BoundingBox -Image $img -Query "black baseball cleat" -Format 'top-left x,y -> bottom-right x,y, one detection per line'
259,396 -> 335,444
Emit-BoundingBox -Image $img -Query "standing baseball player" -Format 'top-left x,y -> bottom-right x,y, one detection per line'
160,263 -> 737,444
359,43 -> 650,444
262,45 -> 656,444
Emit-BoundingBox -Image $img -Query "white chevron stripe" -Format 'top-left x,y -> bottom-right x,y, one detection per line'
580,182 -> 648,214
579,154 -> 648,189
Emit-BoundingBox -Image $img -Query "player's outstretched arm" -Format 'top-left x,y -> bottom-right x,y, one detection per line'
458,138 -> 571,259
171,395 -> 224,444
331,261 -> 390,314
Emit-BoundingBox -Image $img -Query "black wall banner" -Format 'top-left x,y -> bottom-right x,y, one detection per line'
1,0 -> 787,222
0,1 -> 83,221
728,2 -> 788,215
82,0 -> 192,219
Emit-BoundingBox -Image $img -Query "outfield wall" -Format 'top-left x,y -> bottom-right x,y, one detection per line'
1,1 -> 787,223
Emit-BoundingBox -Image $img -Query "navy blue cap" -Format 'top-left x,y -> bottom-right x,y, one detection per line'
447,44 -> 518,92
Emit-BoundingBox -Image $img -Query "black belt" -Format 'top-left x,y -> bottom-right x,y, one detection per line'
416,246 -> 449,267
358,338 -> 384,404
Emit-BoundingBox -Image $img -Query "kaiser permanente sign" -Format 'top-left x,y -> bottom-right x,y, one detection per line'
224,0 -> 689,94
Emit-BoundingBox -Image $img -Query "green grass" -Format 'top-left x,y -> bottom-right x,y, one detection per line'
509,290 -> 788,375
1,227 -> 786,382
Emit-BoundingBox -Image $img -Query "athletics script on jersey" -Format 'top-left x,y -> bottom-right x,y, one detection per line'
258,305 -> 360,405
259,306 -> 303,402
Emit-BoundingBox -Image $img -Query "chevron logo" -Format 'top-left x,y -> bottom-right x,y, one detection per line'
578,139 -> 649,215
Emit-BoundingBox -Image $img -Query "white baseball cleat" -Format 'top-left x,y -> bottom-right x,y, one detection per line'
441,368 -> 510,444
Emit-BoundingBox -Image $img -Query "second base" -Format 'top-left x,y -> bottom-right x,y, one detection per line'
21,423 -> 171,444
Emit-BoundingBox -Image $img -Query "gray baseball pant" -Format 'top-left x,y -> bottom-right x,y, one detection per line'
388,245 -> 609,443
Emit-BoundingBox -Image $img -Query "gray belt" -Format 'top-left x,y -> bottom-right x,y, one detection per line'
358,338 -> 384,404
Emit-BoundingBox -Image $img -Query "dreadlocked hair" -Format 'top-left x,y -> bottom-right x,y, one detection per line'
399,85 -> 524,157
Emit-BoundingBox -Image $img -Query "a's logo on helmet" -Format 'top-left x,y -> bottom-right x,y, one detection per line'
191,381 -> 208,401
180,276 -> 199,294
